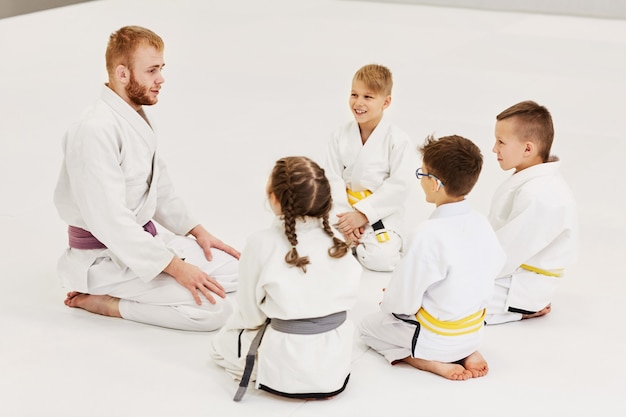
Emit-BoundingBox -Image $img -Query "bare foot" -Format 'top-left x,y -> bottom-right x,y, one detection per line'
402,356 -> 472,381
64,291 -> 122,318
461,351 -> 489,378
522,304 -> 551,320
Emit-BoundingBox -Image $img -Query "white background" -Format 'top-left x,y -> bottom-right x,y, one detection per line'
1,1 -> 624,416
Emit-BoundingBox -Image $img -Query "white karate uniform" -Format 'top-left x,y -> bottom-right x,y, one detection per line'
209,217 -> 361,397
325,115 -> 413,271
360,200 -> 505,363
485,160 -> 578,325
54,85 -> 238,331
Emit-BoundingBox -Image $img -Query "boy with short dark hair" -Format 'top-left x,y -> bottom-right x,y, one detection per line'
485,100 -> 578,325
360,135 -> 505,380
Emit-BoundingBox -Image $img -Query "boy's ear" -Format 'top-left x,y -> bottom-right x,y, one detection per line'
523,141 -> 535,155
434,178 -> 443,192
383,95 -> 392,109
430,176 -> 442,192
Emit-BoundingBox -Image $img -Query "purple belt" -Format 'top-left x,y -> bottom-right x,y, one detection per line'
68,221 -> 157,250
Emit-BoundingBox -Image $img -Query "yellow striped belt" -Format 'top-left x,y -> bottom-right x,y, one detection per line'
416,307 -> 485,336
346,188 -> 389,243
520,264 -> 564,277
346,188 -> 372,206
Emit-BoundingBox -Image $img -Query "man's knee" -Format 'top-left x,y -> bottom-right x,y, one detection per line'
174,295 -> 234,331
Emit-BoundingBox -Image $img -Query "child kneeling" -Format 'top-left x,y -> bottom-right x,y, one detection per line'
360,135 -> 505,380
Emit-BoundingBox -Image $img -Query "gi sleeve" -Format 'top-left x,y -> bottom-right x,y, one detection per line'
380,227 -> 444,315
324,131 -> 353,223
354,131 -> 413,223
494,186 -> 575,275
233,234 -> 269,329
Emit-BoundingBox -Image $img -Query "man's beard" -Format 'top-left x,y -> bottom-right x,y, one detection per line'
126,73 -> 157,107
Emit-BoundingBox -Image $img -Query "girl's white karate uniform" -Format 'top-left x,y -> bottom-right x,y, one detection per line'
54,86 -> 238,331
209,217 -> 361,397
325,115 -> 413,271
485,160 -> 578,325
360,201 -> 505,363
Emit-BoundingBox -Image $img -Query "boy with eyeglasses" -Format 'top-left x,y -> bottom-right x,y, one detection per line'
485,100 -> 578,325
360,135 -> 505,380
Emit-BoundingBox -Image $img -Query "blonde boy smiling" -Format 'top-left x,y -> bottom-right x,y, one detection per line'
324,64 -> 413,272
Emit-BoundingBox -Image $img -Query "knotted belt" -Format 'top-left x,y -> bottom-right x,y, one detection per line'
233,311 -> 347,402
346,188 -> 389,243
416,307 -> 485,337
67,221 -> 157,249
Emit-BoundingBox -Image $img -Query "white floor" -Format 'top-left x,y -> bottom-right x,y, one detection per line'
1,1 -> 625,416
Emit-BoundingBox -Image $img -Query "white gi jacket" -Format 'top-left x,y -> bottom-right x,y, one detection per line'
54,86 -> 198,292
325,115 -> 413,236
487,160 -> 578,319
209,217 -> 361,397
360,200 -> 506,363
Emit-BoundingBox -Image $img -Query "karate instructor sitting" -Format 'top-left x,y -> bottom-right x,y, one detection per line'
54,25 -> 239,331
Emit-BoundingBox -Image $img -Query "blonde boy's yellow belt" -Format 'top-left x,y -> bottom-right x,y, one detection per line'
519,264 -> 564,277
347,189 -> 373,206
346,188 -> 389,243
416,308 -> 485,336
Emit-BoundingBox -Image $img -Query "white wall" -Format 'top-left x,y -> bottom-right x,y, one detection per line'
361,0 -> 626,19
0,0 -> 93,19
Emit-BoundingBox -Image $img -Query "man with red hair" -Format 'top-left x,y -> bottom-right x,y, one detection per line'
54,26 -> 239,331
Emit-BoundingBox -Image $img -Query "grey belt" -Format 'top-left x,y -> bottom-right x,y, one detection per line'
233,311 -> 347,402
271,311 -> 347,335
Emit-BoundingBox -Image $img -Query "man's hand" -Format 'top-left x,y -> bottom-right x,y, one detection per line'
164,256 -> 226,305
188,224 -> 241,261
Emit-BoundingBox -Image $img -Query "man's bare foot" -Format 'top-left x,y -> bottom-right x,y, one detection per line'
64,291 -> 122,318
402,356 -> 472,381
522,304 -> 551,320
461,351 -> 489,378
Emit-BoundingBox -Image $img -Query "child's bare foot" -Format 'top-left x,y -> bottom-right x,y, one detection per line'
402,356 -> 472,380
522,304 -> 551,319
64,291 -> 122,318
461,351 -> 489,378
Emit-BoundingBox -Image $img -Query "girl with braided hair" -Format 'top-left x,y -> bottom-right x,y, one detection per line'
209,156 -> 362,401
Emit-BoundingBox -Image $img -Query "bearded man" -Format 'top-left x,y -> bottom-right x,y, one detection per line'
54,26 -> 239,331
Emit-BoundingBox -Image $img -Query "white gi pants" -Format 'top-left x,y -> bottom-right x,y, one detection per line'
484,276 -> 522,325
360,311 -> 481,364
62,234 -> 238,331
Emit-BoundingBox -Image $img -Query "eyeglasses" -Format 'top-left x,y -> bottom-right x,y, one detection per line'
416,167 -> 444,188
